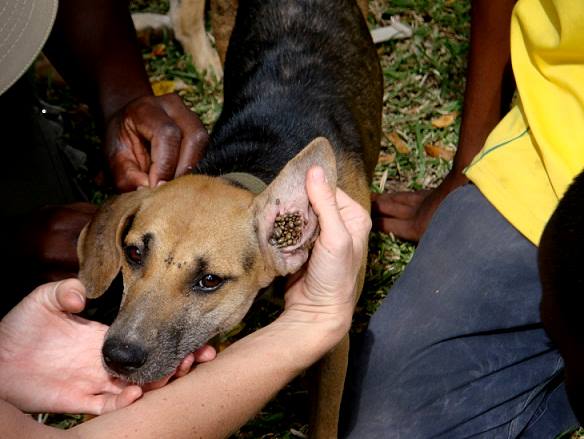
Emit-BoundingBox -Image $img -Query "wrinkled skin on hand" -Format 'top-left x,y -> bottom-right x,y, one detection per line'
104,93 -> 209,192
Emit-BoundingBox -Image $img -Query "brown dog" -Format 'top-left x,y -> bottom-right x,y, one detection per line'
80,0 -> 381,436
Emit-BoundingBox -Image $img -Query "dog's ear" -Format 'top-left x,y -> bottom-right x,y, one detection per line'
253,137 -> 337,276
77,189 -> 151,298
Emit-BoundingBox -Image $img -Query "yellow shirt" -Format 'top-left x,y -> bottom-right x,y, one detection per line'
464,0 -> 584,245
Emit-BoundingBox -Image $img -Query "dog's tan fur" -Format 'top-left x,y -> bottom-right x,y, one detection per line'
79,138 -> 368,437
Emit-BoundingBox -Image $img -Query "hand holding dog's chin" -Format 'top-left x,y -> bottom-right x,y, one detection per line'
104,94 -> 209,192
0,279 -> 143,415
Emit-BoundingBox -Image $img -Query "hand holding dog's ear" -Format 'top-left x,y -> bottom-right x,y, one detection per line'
0,279 -> 143,415
104,93 -> 209,192
281,166 -> 371,338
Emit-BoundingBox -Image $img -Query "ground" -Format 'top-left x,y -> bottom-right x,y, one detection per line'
32,0 -> 582,437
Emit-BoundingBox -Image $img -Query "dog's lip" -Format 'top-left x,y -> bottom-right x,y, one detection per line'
103,337 -> 215,383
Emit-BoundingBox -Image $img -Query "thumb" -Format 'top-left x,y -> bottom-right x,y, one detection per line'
38,279 -> 87,314
306,167 -> 345,239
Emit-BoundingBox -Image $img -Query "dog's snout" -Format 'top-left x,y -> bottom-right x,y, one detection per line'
102,338 -> 148,375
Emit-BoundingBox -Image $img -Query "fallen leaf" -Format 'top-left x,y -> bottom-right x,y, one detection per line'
424,142 -> 455,160
151,80 -> 178,96
151,43 -> 166,57
431,111 -> 458,128
387,131 -> 410,154
377,151 -> 396,165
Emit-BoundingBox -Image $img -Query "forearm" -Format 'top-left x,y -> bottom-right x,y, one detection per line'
452,0 -> 517,177
75,316 -> 343,438
0,316 -> 338,439
44,0 -> 152,125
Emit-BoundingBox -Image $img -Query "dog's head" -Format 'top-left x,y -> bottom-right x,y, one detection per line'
77,138 -> 337,383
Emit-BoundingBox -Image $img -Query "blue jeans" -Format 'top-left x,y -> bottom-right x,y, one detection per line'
341,185 -> 578,438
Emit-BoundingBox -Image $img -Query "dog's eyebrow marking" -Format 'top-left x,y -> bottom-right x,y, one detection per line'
242,249 -> 256,273
142,233 -> 153,249
192,256 -> 209,279
121,215 -> 136,243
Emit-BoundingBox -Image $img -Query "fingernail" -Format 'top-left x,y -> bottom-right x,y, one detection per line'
311,167 -> 326,183
69,290 -> 85,307
137,185 -> 148,191
156,180 -> 167,187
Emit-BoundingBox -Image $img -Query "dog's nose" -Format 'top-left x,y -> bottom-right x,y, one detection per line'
102,338 -> 148,375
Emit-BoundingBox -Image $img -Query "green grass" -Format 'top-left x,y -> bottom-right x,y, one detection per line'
361,0 -> 469,324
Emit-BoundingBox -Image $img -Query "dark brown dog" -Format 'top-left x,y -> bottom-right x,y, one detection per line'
79,0 -> 381,436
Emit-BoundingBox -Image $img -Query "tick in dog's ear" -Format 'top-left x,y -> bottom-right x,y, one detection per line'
253,137 -> 337,276
77,189 -> 152,298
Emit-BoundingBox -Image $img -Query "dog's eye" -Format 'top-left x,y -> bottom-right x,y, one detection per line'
195,274 -> 224,292
124,245 -> 143,266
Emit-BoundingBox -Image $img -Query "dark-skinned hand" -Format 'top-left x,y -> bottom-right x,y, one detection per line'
104,93 -> 209,192
372,172 -> 468,242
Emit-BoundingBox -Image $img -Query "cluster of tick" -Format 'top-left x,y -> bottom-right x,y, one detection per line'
269,212 -> 304,248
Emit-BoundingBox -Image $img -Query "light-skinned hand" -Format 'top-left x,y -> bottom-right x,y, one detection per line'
0,279 -> 215,414
280,166 -> 371,342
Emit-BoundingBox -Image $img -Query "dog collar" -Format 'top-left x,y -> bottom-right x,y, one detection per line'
221,172 -> 268,194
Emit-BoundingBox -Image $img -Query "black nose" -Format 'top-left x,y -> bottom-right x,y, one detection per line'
102,338 -> 148,375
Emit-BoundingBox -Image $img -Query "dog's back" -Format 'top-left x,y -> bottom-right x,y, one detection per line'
198,0 -> 382,189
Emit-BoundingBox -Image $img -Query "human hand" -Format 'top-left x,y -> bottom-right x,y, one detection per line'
0,279 -> 216,415
280,167 -> 371,341
104,94 -> 209,192
0,279 -> 142,414
371,172 -> 467,241
141,344 -> 217,392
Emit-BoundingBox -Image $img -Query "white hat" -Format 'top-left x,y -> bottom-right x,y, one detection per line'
0,0 -> 58,95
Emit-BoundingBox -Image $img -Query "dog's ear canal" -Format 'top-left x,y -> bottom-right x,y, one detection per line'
252,137 -> 337,277
77,189 -> 151,298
